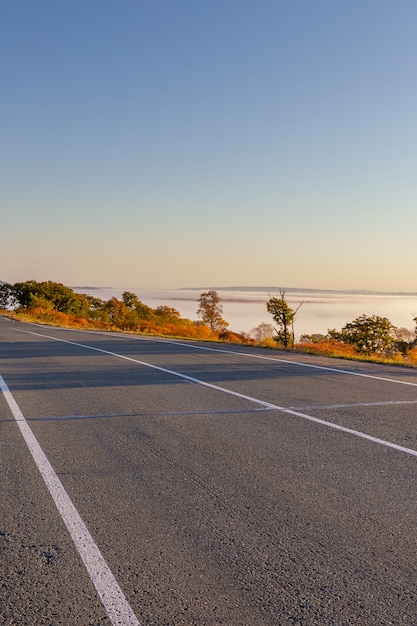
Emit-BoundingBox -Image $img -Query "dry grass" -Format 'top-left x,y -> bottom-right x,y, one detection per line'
2,308 -> 416,368
294,339 -> 417,368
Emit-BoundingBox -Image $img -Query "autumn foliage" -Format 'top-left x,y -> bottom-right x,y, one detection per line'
1,280 -> 416,366
0,281 -> 229,341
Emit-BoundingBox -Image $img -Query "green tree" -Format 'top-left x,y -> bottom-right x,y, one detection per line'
103,297 -> 129,327
197,290 -> 229,333
0,283 -> 17,309
154,305 -> 181,322
122,291 -> 141,310
266,289 -> 301,348
122,291 -> 153,319
392,326 -> 416,354
413,316 -> 417,347
11,280 -> 40,308
299,333 -> 327,344
328,314 -> 397,354
11,280 -> 87,315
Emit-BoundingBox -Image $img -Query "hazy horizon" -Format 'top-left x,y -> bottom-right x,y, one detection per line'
70,285 -> 417,337
2,279 -> 416,336
3,277 -> 417,299
70,284 -> 417,297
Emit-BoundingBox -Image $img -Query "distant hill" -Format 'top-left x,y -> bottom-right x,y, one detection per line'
181,286 -> 417,297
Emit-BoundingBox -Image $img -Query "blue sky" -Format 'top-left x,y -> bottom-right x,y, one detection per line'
1,1 -> 416,291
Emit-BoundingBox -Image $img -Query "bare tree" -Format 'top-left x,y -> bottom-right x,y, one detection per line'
250,322 -> 275,342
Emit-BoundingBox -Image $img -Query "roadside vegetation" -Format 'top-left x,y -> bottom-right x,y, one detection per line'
265,290 -> 417,367
1,280 -> 417,367
0,280 -> 244,343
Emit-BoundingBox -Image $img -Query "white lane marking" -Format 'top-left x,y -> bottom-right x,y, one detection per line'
290,400 -> 417,410
142,337 -> 417,388
17,330 -> 279,408
16,323 -> 417,388
17,330 -> 417,458
0,375 -> 140,626
16,322 -> 417,387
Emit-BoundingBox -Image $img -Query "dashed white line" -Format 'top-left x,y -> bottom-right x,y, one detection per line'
0,374 -> 140,626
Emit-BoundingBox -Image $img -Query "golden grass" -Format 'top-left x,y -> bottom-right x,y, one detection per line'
2,308 -> 416,368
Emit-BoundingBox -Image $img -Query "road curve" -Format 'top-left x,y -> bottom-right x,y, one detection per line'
1,316 -> 417,625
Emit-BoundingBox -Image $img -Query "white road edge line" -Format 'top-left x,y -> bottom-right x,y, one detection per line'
19,330 -> 417,458
0,375 -> 141,626
18,324 -> 417,387
148,337 -> 417,387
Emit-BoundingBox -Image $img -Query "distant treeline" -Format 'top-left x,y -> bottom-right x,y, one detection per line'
0,280 -> 245,342
1,279 -> 417,366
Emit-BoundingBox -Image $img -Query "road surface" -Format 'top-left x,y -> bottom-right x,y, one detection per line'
1,316 -> 416,625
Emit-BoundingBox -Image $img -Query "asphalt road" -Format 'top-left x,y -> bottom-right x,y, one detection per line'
1,316 -> 416,626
